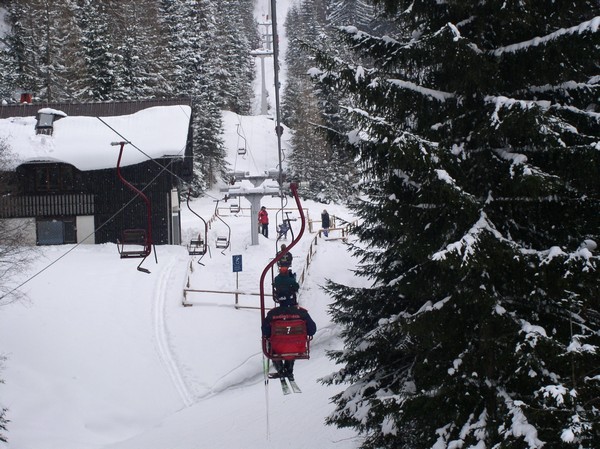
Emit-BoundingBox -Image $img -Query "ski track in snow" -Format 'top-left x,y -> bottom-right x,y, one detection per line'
152,255 -> 195,408
202,351 -> 264,397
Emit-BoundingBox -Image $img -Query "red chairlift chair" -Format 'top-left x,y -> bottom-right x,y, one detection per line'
114,142 -> 155,273
267,318 -> 311,360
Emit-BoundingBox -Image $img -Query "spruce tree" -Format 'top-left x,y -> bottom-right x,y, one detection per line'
283,0 -> 359,202
6,0 -> 82,101
0,32 -> 19,102
75,0 -> 117,101
214,0 -> 256,114
110,0 -> 173,100
315,1 -> 600,448
159,0 -> 227,192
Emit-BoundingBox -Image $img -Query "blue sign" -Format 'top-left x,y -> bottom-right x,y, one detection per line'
232,255 -> 243,272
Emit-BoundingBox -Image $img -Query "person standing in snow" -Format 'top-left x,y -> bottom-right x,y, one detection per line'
258,206 -> 269,238
321,209 -> 330,237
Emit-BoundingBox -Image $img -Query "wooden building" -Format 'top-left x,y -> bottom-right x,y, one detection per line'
0,98 -> 193,246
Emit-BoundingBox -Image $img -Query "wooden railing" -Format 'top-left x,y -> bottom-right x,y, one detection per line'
182,218 -> 358,308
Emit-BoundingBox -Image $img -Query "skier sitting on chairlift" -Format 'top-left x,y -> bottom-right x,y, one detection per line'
277,221 -> 290,240
276,244 -> 293,274
273,265 -> 298,301
262,285 -> 316,380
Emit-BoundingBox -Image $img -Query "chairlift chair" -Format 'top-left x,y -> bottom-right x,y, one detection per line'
187,235 -> 206,256
267,319 -> 310,360
186,189 -> 209,261
213,199 -> 231,253
236,124 -> 247,157
118,229 -> 149,256
114,141 -> 155,273
230,200 -> 241,214
260,183 -> 308,362
215,235 -> 229,249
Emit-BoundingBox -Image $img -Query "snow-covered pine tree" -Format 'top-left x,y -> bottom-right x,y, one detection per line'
6,0 -> 82,101
110,0 -> 174,100
315,1 -> 600,448
327,0 -> 374,32
74,0 -> 117,101
283,0 -> 358,203
214,0 -> 256,114
0,29 -> 19,102
159,0 -> 227,192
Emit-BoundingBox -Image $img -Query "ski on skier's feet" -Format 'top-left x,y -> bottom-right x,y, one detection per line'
287,378 -> 301,393
268,372 -> 300,394
279,377 -> 291,395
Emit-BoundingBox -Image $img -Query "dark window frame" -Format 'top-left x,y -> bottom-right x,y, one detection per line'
36,216 -> 77,245
34,164 -> 75,193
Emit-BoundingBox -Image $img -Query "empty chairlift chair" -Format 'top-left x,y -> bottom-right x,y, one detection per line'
186,189 -> 209,260
114,142 -> 155,273
230,200 -> 241,214
213,199 -> 231,252
187,235 -> 206,256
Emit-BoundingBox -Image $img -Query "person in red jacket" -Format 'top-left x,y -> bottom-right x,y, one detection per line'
258,206 -> 269,238
262,297 -> 317,380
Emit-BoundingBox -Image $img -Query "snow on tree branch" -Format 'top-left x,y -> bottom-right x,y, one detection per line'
387,79 -> 454,102
492,16 -> 600,56
485,95 -> 551,127
498,389 -> 545,448
493,148 -> 539,178
435,169 -> 477,201
431,212 -> 502,263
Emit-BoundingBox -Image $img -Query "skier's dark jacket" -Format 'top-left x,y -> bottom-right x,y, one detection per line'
261,304 -> 317,338
273,272 -> 299,298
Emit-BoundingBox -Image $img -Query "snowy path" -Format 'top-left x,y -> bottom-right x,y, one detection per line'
152,253 -> 195,407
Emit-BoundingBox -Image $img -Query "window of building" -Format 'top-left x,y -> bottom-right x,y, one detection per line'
34,164 -> 75,192
36,113 -> 55,135
37,217 -> 76,245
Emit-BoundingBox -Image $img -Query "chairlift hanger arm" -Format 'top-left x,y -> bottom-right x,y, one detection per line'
115,142 -> 152,218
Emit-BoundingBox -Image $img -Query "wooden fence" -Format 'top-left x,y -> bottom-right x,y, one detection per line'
182,216 -> 358,308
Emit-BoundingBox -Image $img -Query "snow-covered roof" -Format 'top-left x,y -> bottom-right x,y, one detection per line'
0,104 -> 192,171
